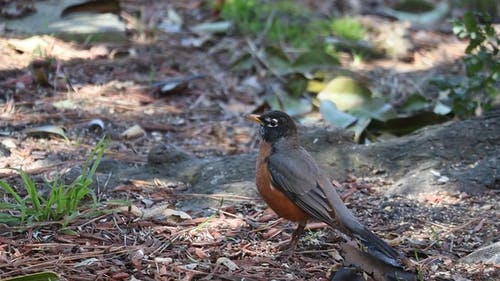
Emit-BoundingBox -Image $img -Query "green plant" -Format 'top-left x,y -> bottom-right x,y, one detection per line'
430,226 -> 441,248
1,271 -> 59,281
414,250 -> 425,281
0,138 -> 109,225
220,0 -> 260,34
330,16 -> 366,41
432,12 -> 499,116
220,0 -> 325,48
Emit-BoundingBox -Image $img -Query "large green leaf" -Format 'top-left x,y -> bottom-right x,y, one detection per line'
230,52 -> 254,71
291,50 -> 339,75
350,116 -> 371,143
317,76 -> 372,111
264,46 -> 292,76
320,100 -> 357,128
1,271 -> 59,281
400,93 -> 429,113
266,92 -> 312,117
463,12 -> 478,34
349,98 -> 397,122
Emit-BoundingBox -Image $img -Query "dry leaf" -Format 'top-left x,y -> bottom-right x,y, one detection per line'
194,247 -> 210,259
121,124 -> 145,139
142,204 -> 192,221
118,204 -> 143,217
216,257 -> 238,271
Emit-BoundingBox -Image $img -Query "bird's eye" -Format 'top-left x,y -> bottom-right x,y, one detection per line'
266,118 -> 279,127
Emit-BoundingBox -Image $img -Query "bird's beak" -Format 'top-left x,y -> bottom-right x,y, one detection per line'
246,114 -> 263,125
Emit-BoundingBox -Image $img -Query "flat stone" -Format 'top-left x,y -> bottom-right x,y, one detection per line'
3,0 -> 126,42
459,241 -> 500,265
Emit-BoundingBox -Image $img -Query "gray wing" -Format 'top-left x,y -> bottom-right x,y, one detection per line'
267,148 -> 335,224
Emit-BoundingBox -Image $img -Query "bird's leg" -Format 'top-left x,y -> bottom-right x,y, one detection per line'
289,222 -> 306,249
278,222 -> 306,254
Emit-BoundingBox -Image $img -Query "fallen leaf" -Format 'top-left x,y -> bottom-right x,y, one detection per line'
434,101 -> 452,115
216,257 -> 238,271
473,219 -> 484,232
349,97 -> 397,122
73,258 -> 99,267
53,99 -> 77,110
401,93 -> 429,113
194,247 -> 210,259
24,125 -> 69,141
191,21 -> 232,34
267,90 -> 312,117
158,8 -> 183,33
320,99 -> 357,128
154,257 -> 173,264
142,205 -> 192,221
7,36 -> 50,54
120,124 -> 145,139
317,76 -> 372,111
118,204 -> 143,217
291,50 -> 339,75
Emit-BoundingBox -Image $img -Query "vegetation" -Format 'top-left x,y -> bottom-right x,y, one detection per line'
432,12 -> 499,116
222,2 -> 498,140
220,0 -> 367,48
0,138 -> 108,226
330,16 -> 366,41
221,0 -> 321,48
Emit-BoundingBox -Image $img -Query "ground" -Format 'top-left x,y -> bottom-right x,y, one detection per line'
0,1 -> 498,280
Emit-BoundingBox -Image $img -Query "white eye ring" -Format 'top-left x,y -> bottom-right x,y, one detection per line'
266,117 -> 279,127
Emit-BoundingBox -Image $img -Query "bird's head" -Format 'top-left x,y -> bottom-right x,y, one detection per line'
246,111 -> 298,143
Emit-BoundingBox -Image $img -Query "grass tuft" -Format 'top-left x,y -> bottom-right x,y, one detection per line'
0,138 -> 109,226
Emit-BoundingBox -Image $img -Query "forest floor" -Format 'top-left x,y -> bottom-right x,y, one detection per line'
0,1 -> 498,280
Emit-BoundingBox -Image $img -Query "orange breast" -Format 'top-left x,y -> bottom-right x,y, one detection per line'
256,142 -> 309,222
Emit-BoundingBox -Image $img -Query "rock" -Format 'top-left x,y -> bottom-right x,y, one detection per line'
459,241 -> 500,265
99,110 -> 499,211
147,143 -> 195,165
2,0 -> 126,42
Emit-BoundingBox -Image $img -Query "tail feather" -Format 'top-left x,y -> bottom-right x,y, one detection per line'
329,193 -> 402,266
322,178 -> 403,267
353,226 -> 402,267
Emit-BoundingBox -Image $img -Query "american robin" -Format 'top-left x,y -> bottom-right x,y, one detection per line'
246,111 -> 403,267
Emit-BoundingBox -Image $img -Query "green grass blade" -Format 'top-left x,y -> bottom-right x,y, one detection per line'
0,213 -> 22,225
18,170 -> 42,212
1,271 -> 60,281
85,138 -> 109,182
0,180 -> 23,204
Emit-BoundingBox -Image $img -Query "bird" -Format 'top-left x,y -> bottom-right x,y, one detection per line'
246,110 -> 403,267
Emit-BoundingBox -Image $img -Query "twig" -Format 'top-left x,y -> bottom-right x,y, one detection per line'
245,38 -> 286,83
295,248 -> 339,254
256,8 -> 276,45
179,193 -> 259,201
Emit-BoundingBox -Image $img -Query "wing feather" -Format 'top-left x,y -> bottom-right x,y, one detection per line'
267,148 -> 334,223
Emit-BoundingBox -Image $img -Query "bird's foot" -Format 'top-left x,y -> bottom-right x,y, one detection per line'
277,239 -> 297,252
277,242 -> 296,260
278,232 -> 299,259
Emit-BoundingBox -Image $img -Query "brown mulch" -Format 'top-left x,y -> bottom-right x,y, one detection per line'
0,182 -> 498,280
